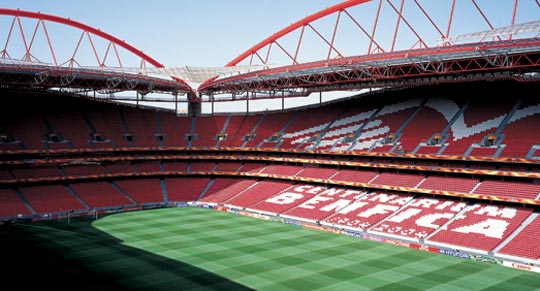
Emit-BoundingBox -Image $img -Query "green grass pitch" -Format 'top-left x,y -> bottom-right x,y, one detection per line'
1,207 -> 539,290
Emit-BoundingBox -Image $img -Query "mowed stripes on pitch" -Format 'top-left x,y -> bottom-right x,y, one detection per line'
91,208 -> 540,291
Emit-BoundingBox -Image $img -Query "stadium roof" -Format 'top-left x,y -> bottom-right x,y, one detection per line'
106,64 -> 268,85
0,1 -> 539,103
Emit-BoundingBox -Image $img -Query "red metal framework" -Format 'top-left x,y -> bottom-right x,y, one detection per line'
199,0 -> 540,100
0,8 -> 192,95
226,0 -> 540,67
0,2 -> 539,102
200,39 -> 540,96
0,8 -> 162,68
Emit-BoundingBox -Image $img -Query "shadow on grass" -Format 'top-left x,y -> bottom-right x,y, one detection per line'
0,216 -> 254,291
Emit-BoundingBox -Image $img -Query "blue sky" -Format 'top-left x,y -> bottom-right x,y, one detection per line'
0,0 -> 345,111
1,1 -> 536,69
1,0 -> 537,112
0,0 -> 344,67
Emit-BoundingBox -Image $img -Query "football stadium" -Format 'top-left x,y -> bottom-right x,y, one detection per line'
1,1 -> 540,290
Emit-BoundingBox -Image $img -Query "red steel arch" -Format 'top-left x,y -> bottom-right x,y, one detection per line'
226,0 -> 370,67
199,0 -> 540,96
0,8 -> 163,68
225,0 -> 539,68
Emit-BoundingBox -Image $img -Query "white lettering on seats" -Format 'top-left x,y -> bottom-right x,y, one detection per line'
474,205 -> 516,219
336,201 -> 368,214
363,193 -> 397,203
452,218 -> 509,239
319,188 -> 362,198
265,192 -> 304,205
320,199 -> 353,212
339,189 -> 363,198
416,213 -> 455,229
292,185 -> 331,195
298,196 -> 332,209
293,185 -> 316,193
409,198 -> 439,208
357,204 -> 398,218
306,186 -> 326,194
387,208 -> 422,222
319,188 -> 342,196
